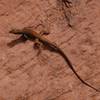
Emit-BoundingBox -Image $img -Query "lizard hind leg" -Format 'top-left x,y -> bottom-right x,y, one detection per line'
34,39 -> 44,56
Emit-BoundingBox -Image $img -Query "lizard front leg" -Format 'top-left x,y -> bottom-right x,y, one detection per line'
39,30 -> 50,36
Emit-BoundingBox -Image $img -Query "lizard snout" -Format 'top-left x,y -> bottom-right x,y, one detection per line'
9,29 -> 23,35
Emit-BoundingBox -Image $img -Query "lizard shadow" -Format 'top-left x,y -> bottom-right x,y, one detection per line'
7,35 -> 27,48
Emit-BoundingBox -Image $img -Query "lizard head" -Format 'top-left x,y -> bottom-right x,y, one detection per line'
9,29 -> 24,35
9,27 -> 33,35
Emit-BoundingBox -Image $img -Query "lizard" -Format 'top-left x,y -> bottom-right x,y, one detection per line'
9,27 -> 100,92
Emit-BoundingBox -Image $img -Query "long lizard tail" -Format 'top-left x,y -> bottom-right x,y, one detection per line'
56,47 -> 100,92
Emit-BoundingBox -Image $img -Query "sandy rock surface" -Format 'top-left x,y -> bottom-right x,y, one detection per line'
0,0 -> 100,100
